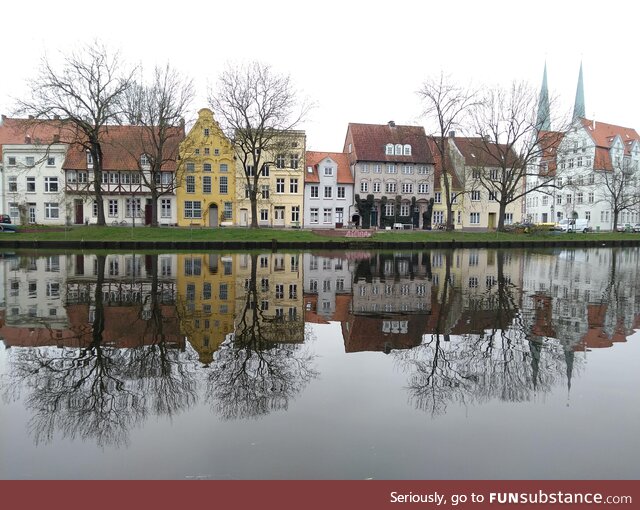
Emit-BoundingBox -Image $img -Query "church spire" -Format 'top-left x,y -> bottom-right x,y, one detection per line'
536,62 -> 551,131
573,62 -> 586,121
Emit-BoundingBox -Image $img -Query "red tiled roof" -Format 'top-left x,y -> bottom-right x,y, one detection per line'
63,125 -> 183,171
0,117 -> 68,159
581,118 -> 640,170
305,151 -> 353,184
344,122 -> 434,164
453,137 -> 519,168
536,130 -> 565,176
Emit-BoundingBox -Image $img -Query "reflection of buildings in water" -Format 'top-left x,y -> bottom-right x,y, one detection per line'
234,253 -> 305,344
176,253 -> 235,365
303,252 -> 353,322
521,248 -> 640,351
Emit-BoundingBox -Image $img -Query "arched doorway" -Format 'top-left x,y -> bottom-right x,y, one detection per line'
209,204 -> 219,227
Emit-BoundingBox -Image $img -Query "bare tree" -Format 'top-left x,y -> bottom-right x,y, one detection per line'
15,41 -> 135,225
208,61 -> 310,228
468,81 -> 566,231
118,65 -> 193,226
418,72 -> 478,231
596,161 -> 640,231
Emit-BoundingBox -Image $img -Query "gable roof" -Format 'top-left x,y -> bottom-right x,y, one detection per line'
304,151 -> 353,184
0,117 -> 67,159
345,122 -> 434,164
580,118 -> 640,171
452,136 -> 520,168
63,125 -> 184,171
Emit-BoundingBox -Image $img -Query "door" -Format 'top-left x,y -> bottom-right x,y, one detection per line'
274,206 -> 285,227
28,203 -> 36,224
75,200 -> 84,224
145,201 -> 152,225
488,212 -> 496,230
240,209 -> 248,227
209,205 -> 218,227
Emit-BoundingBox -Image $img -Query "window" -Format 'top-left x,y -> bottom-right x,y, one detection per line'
276,178 -> 285,193
47,156 -> 56,166
323,208 -> 332,223
184,201 -> 202,218
324,166 -> 333,176
360,181 -> 369,193
373,181 -> 381,193
7,156 -> 16,166
276,154 -> 286,168
385,144 -> 394,155
44,203 -> 59,219
402,164 -> 413,174
204,128 -> 210,136
224,202 -> 232,220
400,204 -> 410,216
310,185 -> 319,198
395,144 -> 403,155
108,172 -> 119,184
259,164 -> 268,177
291,206 -> 300,223
161,199 -> 171,218
8,177 -> 17,192
202,176 -> 212,193
361,163 -> 369,173
418,165 -> 428,175
387,164 -> 396,174
418,183 -> 429,194
385,203 -> 394,216
25,176 -> 36,192
260,209 -> 268,221
489,191 -> 497,201
275,284 -> 284,299
219,176 -> 228,194
310,208 -> 319,223
470,212 -> 480,224
140,154 -> 149,166
203,163 -> 211,172
556,195 -> 562,205
78,171 -> 87,183
9,203 -> 18,219
335,207 -> 343,223
26,156 -> 35,166
403,145 -> 412,156
337,186 -> 345,198
566,194 -> 572,204
261,185 -> 270,199
374,164 -> 382,173
108,199 -> 118,217
504,213 -> 513,224
471,190 -> 481,201
542,196 -> 548,205
401,183 -> 413,194
324,186 -> 332,199
194,149 -> 200,155
385,182 -> 397,193
126,198 -> 141,218
290,154 -> 299,169
186,175 -> 195,193
434,191 -> 441,203
290,178 -> 298,194
585,211 -> 591,221
186,162 -> 195,172
588,192 -> 594,203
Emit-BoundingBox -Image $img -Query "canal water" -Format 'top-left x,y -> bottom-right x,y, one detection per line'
0,247 -> 638,479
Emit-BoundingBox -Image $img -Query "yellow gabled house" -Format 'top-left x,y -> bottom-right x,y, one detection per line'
177,108 -> 235,227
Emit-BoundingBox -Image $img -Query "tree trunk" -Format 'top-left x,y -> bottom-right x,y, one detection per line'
250,193 -> 259,228
497,200 -> 507,231
151,188 -> 158,227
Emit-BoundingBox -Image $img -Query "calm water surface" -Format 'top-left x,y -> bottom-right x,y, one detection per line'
0,247 -> 638,479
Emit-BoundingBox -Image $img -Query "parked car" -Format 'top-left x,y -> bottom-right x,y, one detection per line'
616,223 -> 632,232
0,214 -> 17,232
633,224 -> 640,233
554,218 -> 591,233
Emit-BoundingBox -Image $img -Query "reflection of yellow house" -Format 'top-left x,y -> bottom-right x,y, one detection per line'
234,253 -> 304,343
177,108 -> 235,227
175,253 -> 236,365
235,131 -> 306,227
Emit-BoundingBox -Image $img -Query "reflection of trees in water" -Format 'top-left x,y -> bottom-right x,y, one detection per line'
2,255 -> 199,447
395,250 -> 580,416
205,253 -> 318,420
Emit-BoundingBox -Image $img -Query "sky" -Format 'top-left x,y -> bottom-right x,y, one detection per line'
2,0 -> 640,152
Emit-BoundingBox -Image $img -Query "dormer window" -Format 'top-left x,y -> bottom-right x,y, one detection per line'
403,144 -> 412,156
323,166 -> 333,176
87,152 -> 93,164
395,144 -> 403,155
385,144 -> 394,155
140,154 -> 149,166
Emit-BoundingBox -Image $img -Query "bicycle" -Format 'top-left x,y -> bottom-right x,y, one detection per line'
111,219 -> 129,226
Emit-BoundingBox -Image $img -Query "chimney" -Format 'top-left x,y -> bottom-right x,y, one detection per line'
28,115 -> 34,120
0,114 -> 5,126
592,118 -> 596,130
54,115 -> 60,120
25,135 -> 31,144
388,120 -> 395,128
449,130 -> 456,138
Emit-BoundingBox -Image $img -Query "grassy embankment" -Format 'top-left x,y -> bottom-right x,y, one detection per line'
5,224 -> 640,245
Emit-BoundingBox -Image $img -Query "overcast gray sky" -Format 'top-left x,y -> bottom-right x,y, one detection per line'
2,0 -> 639,151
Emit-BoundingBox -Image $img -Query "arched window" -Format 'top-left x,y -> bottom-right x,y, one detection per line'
385,144 -> 394,155
395,144 -> 403,155
140,154 -> 150,166
403,144 -> 412,156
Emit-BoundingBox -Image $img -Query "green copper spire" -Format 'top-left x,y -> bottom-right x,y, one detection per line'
536,62 -> 551,131
573,62 -> 585,121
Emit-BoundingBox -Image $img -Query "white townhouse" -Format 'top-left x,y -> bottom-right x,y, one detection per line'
526,118 -> 640,230
303,253 -> 353,320
303,151 -> 354,228
0,116 -> 68,225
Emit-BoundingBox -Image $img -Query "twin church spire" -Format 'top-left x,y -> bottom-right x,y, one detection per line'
535,61 -> 585,130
